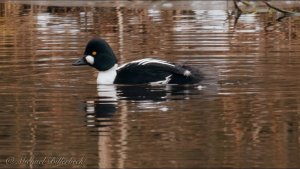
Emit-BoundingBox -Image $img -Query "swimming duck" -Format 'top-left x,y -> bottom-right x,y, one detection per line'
73,38 -> 203,85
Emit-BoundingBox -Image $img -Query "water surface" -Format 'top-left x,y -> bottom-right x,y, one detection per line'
1,1 -> 300,168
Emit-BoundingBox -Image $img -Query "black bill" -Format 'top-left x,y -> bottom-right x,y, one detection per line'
73,57 -> 87,66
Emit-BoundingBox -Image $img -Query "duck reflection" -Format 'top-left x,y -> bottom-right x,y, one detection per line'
85,85 -> 176,129
85,85 -> 117,128
85,82 -> 218,128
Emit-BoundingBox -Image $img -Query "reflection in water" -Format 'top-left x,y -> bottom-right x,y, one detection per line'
86,85 -> 117,128
1,1 -> 300,168
85,85 -> 119,168
88,83 -> 218,127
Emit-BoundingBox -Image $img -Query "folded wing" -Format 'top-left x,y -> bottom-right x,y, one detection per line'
115,58 -> 203,84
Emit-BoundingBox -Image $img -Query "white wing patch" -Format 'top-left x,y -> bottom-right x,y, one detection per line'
117,58 -> 175,70
184,70 -> 191,76
150,75 -> 172,86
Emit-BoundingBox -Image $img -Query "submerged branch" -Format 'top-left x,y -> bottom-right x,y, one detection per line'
263,1 -> 294,15
232,0 -> 243,26
232,0 -> 300,23
233,0 -> 242,13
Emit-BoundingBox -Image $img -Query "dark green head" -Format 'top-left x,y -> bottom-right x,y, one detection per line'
73,38 -> 117,71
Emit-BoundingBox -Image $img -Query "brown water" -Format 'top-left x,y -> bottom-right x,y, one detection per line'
1,1 -> 300,168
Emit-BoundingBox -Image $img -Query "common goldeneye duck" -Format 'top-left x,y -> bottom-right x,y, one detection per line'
73,38 -> 203,85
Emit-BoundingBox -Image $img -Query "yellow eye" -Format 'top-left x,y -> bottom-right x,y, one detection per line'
92,51 -> 97,56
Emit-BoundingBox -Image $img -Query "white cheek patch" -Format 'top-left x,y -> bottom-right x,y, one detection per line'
85,55 -> 94,65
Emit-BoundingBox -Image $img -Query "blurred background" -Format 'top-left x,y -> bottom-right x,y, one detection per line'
1,1 -> 300,168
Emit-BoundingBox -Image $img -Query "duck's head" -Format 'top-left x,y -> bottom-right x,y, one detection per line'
73,38 -> 117,71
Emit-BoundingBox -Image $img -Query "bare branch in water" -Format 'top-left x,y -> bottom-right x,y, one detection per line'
233,0 -> 242,13
232,0 -> 242,26
232,0 -> 300,23
263,1 -> 294,15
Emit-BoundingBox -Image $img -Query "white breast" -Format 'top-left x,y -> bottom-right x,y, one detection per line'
97,64 -> 118,84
